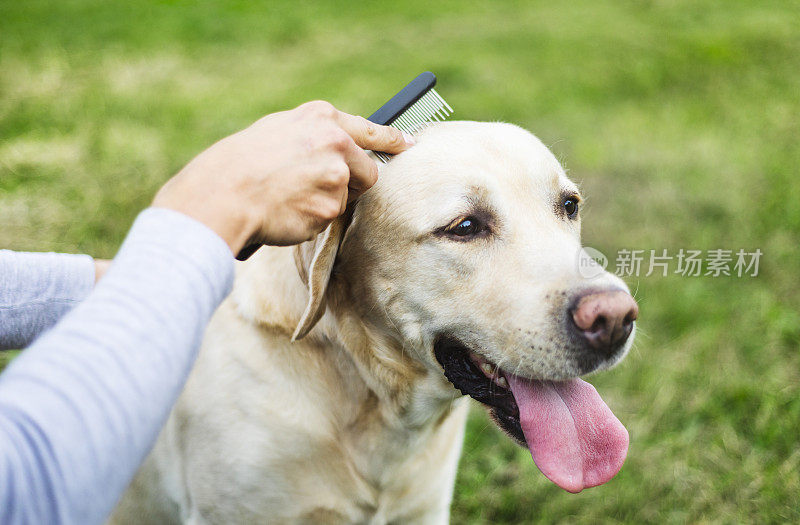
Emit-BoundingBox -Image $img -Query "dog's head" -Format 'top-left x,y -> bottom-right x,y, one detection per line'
293,121 -> 637,493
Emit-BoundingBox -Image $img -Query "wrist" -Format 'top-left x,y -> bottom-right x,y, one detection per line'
152,191 -> 256,256
94,259 -> 111,283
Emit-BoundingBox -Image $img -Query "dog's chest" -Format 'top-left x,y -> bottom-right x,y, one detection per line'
183,401 -> 466,524
167,304 -> 470,523
293,397 -> 470,524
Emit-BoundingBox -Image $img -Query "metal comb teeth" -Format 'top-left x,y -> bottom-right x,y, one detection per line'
374,88 -> 453,163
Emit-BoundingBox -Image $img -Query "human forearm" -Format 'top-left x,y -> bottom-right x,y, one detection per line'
0,251 -> 96,350
0,208 -> 233,524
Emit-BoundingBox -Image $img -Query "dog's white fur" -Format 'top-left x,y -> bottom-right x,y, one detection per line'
111,122 -> 632,524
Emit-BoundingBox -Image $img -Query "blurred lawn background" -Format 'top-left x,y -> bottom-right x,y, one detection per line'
2,0 -> 799,522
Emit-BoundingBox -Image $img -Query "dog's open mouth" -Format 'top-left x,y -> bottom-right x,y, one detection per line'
434,337 -> 629,493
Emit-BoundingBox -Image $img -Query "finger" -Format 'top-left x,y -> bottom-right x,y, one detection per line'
334,111 -> 415,154
342,140 -> 379,199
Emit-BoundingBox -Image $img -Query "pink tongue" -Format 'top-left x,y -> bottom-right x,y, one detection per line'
506,375 -> 629,493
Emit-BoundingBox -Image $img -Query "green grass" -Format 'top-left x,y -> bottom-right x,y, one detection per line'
2,1 -> 799,522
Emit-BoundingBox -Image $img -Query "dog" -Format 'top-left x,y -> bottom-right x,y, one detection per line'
111,121 -> 638,524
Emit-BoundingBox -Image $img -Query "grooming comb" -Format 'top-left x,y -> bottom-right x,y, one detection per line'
236,72 -> 452,260
367,71 -> 453,163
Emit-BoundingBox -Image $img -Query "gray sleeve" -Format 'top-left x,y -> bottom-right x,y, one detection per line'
0,251 -> 96,350
0,207 -> 234,525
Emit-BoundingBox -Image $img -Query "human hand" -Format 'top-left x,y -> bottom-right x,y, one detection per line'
152,101 -> 414,255
94,259 -> 111,283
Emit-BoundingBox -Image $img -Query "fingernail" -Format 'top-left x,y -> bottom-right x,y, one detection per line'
402,132 -> 416,146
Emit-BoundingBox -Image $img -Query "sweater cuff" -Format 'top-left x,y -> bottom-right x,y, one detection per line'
0,251 -> 95,307
118,208 -> 235,306
53,253 -> 96,303
0,251 -> 97,349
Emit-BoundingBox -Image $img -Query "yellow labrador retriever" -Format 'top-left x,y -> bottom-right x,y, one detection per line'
112,121 -> 638,524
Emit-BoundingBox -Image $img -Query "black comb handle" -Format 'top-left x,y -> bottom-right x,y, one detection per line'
235,243 -> 261,261
367,72 -> 437,125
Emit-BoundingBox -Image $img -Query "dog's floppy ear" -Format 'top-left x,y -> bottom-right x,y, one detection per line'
291,212 -> 350,341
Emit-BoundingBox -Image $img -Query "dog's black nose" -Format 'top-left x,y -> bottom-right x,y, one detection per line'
570,290 -> 638,356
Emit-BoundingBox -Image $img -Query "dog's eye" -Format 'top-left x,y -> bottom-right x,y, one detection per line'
452,217 -> 480,236
447,216 -> 485,238
562,196 -> 579,219
435,211 -> 493,241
